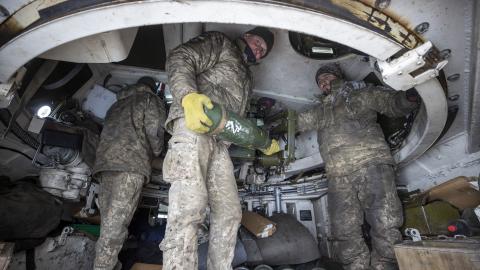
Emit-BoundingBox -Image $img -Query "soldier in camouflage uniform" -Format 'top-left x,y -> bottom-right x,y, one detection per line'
160,28 -> 276,270
297,64 -> 419,270
93,77 -> 166,270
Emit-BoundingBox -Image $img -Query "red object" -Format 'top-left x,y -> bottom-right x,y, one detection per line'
447,225 -> 457,232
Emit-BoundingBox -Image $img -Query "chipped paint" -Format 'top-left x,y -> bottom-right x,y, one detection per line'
331,0 -> 423,49
0,0 -> 67,46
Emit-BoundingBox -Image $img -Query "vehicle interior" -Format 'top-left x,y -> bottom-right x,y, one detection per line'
0,1 -> 479,269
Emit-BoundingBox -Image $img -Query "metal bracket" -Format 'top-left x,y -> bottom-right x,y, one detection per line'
377,41 -> 448,90
405,228 -> 422,242
80,182 -> 99,216
0,67 -> 26,108
47,226 -> 74,252
286,109 -> 297,165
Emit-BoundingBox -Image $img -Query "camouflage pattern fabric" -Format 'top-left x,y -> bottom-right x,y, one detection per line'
165,31 -> 253,133
94,171 -> 145,270
93,83 -> 166,178
329,164 -> 403,270
160,118 -> 242,270
298,81 -> 418,177
93,83 -> 166,269
297,81 -> 418,269
161,31 -> 252,270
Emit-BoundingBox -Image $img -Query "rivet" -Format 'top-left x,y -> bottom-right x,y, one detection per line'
398,71 -> 403,75
0,5 -> 9,17
375,0 -> 391,10
414,22 -> 430,34
447,74 -> 460,81
448,94 -> 459,101
440,49 -> 452,59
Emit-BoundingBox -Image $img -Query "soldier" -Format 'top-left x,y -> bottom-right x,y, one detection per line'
297,64 -> 419,270
92,77 -> 166,270
160,27 -> 278,270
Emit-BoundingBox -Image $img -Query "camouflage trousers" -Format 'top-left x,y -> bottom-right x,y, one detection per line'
328,164 -> 403,270
160,118 -> 242,270
94,171 -> 145,270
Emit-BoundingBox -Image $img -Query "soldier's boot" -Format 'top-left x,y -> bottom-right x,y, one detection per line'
206,144 -> 242,269
329,174 -> 370,270
361,164 -> 403,270
94,172 -> 144,270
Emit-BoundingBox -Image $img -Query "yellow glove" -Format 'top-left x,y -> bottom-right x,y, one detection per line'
181,92 -> 214,133
261,139 -> 281,156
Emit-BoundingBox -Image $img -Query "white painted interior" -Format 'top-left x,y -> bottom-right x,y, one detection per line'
40,27 -> 139,63
0,0 -> 462,188
0,0 -> 404,82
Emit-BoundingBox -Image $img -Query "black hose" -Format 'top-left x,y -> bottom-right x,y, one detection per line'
0,146 -> 34,161
0,109 -> 40,149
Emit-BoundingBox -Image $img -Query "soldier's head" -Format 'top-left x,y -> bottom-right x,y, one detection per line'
137,76 -> 160,95
315,64 -> 343,95
243,27 -> 274,64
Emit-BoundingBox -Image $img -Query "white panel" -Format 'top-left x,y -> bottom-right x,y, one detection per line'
81,84 -> 117,120
40,28 -> 138,63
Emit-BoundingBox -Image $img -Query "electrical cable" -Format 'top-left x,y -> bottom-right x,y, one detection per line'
0,109 -> 40,149
0,146 -> 35,161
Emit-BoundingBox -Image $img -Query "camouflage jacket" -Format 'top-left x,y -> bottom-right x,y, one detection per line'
165,31 -> 253,133
93,84 -> 166,178
298,81 -> 418,176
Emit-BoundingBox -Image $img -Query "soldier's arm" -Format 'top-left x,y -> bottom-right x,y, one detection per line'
166,31 -> 227,103
297,106 -> 324,133
144,94 -> 167,157
358,86 -> 419,117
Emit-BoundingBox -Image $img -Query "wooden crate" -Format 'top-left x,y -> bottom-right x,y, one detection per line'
394,239 -> 480,270
0,242 -> 14,270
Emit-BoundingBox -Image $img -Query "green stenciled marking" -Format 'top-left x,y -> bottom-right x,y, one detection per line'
204,102 -> 271,150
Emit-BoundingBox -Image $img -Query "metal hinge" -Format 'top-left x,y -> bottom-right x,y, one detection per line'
377,41 -> 448,90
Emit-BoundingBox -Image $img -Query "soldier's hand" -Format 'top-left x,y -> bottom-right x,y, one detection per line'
261,139 -> 281,156
181,92 -> 214,133
406,89 -> 420,102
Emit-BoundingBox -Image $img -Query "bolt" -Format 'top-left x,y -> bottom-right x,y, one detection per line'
447,73 -> 460,82
375,0 -> 391,10
440,49 -> 452,59
0,5 -> 9,17
414,22 -> 430,34
398,71 -> 403,75
448,94 -> 460,101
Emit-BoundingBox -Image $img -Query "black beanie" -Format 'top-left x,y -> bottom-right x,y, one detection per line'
246,27 -> 274,58
315,64 -> 343,84
137,76 -> 158,92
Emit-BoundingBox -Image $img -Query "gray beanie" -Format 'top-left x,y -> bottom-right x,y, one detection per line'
315,64 -> 343,84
